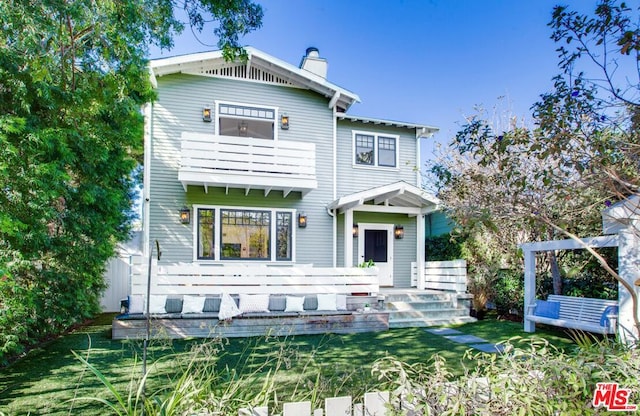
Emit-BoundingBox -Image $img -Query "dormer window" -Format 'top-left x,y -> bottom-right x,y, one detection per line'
353,131 -> 399,168
217,102 -> 277,140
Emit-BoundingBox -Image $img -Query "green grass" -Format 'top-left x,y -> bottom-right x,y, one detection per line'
0,314 -> 576,415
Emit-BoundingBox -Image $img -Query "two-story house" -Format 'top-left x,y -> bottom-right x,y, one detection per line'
143,46 -> 440,288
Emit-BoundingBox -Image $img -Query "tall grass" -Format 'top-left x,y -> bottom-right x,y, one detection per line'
69,333 -> 374,415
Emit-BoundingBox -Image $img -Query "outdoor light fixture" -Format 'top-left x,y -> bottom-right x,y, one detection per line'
352,224 -> 359,238
298,213 -> 307,228
394,225 -> 404,239
202,107 -> 212,122
179,206 -> 191,224
238,121 -> 248,136
280,114 -> 290,130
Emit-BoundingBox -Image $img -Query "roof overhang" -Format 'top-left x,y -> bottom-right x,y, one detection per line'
149,47 -> 361,111
328,181 -> 440,215
337,114 -> 439,138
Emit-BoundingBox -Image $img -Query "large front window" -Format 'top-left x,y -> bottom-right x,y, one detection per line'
195,206 -> 294,262
221,209 -> 270,260
217,102 -> 276,140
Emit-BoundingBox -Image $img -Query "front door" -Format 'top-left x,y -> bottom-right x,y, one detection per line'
358,223 -> 394,286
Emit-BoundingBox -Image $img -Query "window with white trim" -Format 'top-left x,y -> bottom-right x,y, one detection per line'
217,102 -> 276,140
195,206 -> 293,262
353,132 -> 398,168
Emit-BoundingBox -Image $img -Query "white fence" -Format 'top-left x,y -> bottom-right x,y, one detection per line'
239,391 -> 389,416
100,254 -> 131,312
411,259 -> 467,293
130,256 -> 380,297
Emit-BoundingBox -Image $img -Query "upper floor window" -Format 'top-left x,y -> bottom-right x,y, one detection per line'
353,132 -> 399,168
217,102 -> 276,140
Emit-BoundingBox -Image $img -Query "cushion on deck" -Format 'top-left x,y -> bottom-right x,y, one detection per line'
534,300 -> 560,319
128,295 -> 145,314
165,298 -> 184,313
239,294 -> 270,313
219,293 -> 242,320
203,297 -> 222,313
181,296 -> 205,314
284,296 -> 305,312
269,295 -> 287,311
303,295 -> 318,310
600,305 -> 618,327
317,294 -> 338,311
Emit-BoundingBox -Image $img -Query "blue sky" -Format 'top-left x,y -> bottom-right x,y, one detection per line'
150,0 -> 601,167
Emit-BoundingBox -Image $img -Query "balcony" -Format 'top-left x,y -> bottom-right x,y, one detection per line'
178,132 -> 317,196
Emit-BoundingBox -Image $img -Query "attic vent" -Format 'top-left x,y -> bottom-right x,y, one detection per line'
198,64 -> 295,86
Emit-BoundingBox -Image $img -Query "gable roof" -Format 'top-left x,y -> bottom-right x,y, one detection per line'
149,47 -> 360,111
328,181 -> 440,213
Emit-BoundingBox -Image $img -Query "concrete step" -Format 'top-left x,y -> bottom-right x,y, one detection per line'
386,300 -> 454,311
387,308 -> 468,321
389,316 -> 477,329
383,292 -> 454,303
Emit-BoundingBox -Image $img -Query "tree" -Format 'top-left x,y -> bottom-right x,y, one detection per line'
431,0 -> 639,337
0,0 -> 262,361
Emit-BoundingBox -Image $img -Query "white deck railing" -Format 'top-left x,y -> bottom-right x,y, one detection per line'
178,132 -> 317,195
130,258 -> 379,296
411,260 -> 467,293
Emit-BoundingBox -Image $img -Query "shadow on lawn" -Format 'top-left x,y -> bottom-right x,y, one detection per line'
0,313 -> 576,415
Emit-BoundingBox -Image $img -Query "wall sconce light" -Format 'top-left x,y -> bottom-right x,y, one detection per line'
298,213 -> 307,228
280,114 -> 290,130
179,206 -> 191,224
238,121 -> 248,136
202,107 -> 212,122
394,225 -> 404,239
352,223 -> 359,238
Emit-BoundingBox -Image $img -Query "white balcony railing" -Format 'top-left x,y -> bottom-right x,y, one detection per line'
178,132 -> 317,196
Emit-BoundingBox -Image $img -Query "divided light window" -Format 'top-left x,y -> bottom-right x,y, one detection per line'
353,132 -> 398,168
195,207 -> 293,262
221,209 -> 270,260
217,102 -> 276,140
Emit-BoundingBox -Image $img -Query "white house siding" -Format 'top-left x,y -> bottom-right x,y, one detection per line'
148,74 -> 334,265
337,212 -> 417,288
335,119 -> 420,197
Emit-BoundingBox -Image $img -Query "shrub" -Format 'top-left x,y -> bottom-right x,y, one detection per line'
373,336 -> 640,415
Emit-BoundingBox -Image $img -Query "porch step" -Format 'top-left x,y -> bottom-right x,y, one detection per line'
390,316 -> 477,328
381,290 -> 474,329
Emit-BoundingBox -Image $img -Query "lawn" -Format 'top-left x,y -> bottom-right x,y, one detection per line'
0,313 -> 576,415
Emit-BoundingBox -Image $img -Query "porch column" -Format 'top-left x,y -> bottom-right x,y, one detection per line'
523,248 -> 536,332
416,214 -> 426,290
618,228 -> 640,343
344,208 -> 354,267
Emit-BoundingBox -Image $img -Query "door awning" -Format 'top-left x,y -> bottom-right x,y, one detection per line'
328,181 -> 440,214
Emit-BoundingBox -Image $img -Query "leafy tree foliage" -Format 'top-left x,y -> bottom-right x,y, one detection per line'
430,1 -> 639,327
0,0 -> 262,361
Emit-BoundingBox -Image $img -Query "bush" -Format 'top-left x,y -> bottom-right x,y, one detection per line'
424,234 -> 465,261
374,336 -> 640,415
492,269 -> 524,315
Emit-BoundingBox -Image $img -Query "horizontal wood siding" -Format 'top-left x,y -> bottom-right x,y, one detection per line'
335,119 -> 419,197
149,74 -> 334,265
426,211 -> 454,237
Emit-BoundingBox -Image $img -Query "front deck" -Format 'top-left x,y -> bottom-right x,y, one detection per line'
111,262 -> 473,340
